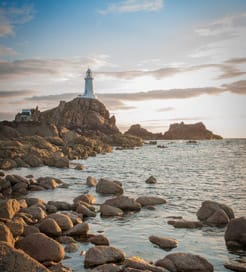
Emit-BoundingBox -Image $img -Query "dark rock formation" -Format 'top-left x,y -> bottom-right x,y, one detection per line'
163,122 -> 222,140
125,124 -> 164,140
0,98 -> 142,170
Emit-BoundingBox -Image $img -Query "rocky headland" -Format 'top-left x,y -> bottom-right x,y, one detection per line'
0,97 -> 142,170
125,122 -> 222,140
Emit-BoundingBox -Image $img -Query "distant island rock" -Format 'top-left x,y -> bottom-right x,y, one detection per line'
125,124 -> 164,140
125,122 -> 222,140
163,122 -> 222,140
0,98 -> 142,170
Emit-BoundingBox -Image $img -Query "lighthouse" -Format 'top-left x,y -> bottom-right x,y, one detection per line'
82,68 -> 96,99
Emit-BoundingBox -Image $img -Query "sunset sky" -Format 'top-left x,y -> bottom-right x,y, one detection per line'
0,0 -> 246,137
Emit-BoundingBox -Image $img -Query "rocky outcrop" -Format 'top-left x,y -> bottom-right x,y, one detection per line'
125,124 -> 164,140
163,122 -> 222,140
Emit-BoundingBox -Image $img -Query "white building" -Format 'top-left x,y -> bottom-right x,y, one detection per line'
82,68 -> 96,99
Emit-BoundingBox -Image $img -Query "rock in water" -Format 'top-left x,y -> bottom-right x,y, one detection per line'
104,196 -> 141,212
163,122 -> 222,140
96,179 -> 123,195
155,253 -> 214,272
224,217 -> 246,249
136,196 -> 166,206
15,233 -> 64,262
149,235 -> 178,249
84,246 -> 125,268
100,204 -> 124,217
197,200 -> 234,225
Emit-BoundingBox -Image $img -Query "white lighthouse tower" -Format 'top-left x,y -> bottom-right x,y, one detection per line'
82,68 -> 96,99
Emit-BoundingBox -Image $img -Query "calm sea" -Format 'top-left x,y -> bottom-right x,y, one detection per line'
8,139 -> 246,271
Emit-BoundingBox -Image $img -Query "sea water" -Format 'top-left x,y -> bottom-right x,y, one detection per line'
8,139 -> 246,271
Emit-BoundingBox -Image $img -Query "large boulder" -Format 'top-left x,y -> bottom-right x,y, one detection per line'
22,206 -> 46,221
155,253 -> 214,272
48,213 -> 73,231
0,223 -> 14,246
0,242 -> 50,272
6,220 -> 24,237
96,179 -> 123,195
104,196 -> 141,212
39,218 -> 62,236
88,235 -> 110,246
73,194 -> 96,205
136,196 -> 166,207
37,177 -> 59,189
224,217 -> 246,249
84,246 -> 125,268
100,204 -> 124,217
197,200 -> 234,225
149,235 -> 178,250
16,233 -> 64,262
0,199 -> 20,219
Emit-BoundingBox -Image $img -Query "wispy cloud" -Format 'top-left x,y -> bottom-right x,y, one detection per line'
98,0 -> 163,15
0,89 -> 35,98
195,12 -> 246,37
156,107 -> 174,112
0,3 -> 35,37
0,45 -> 18,57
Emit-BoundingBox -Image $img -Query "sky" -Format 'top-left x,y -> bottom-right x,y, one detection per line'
0,0 -> 246,138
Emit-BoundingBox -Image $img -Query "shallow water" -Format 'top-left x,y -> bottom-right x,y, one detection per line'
8,139 -> 246,271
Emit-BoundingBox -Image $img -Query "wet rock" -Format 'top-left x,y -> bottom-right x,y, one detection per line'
100,204 -> 124,217
197,200 -> 234,225
0,159 -> 17,170
37,177 -> 59,189
23,154 -> 43,167
124,256 -> 166,272
136,196 -> 166,206
91,263 -> 121,272
145,176 -> 157,184
104,196 -> 141,212
168,220 -> 203,228
0,199 -> 20,219
0,241 -> 50,272
87,176 -> 97,187
74,200 -> 96,211
96,178 -> 123,195
22,206 -> 46,221
88,235 -> 110,246
0,177 -> 11,190
61,211 -> 83,225
149,235 -> 178,249
155,253 -> 214,272
6,220 -> 24,237
84,245 -> 125,268
48,213 -> 73,231
0,170 -> 5,176
74,163 -> 85,170
65,222 -> 89,236
64,242 -> 79,253
16,232 -> 65,262
47,200 -> 72,211
48,262 -> 72,272
46,204 -> 57,213
39,218 -> 62,236
224,217 -> 246,249
23,225 -> 40,236
73,194 -> 96,204
224,262 -> 246,271
0,223 -> 14,246
25,197 -> 46,207
57,236 -> 76,244
76,203 -> 96,217
12,182 -> 28,195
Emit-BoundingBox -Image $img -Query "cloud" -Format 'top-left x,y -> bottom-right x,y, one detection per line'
0,89 -> 35,98
156,107 -> 174,112
0,45 -> 18,57
0,24 -> 13,37
195,12 -> 246,37
224,57 -> 246,64
222,80 -> 246,95
0,111 -> 14,121
0,3 -> 35,37
98,0 -> 163,15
